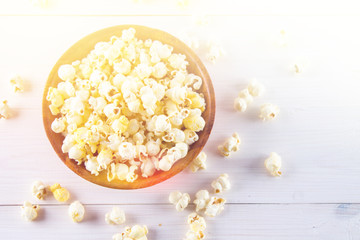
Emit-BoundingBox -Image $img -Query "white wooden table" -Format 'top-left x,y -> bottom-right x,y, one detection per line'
1,1 -> 360,239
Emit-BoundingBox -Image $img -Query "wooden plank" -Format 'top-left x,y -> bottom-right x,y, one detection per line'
1,16 -> 360,205
1,204 -> 359,239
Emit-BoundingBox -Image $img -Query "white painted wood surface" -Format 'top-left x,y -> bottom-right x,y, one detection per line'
1,1 -> 360,239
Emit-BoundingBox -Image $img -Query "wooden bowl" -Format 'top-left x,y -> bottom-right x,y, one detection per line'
42,25 -> 215,189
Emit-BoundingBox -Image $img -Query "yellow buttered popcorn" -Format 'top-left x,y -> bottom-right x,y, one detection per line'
218,132 -> 241,157
0,100 -> 11,119
10,75 -> 25,93
50,183 -> 70,202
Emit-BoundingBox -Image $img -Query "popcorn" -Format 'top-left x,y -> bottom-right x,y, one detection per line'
31,181 -> 47,200
187,212 -> 206,233
51,117 -> 66,133
47,28 -> 206,181
247,80 -> 265,97
193,190 -> 210,212
10,75 -> 25,93
169,191 -> 190,211
58,64 -> 76,82
185,230 -> 205,240
211,174 -> 231,193
21,201 -> 40,222
234,97 -> 247,112
218,132 -> 241,157
238,89 -> 253,105
264,152 -> 282,176
68,201 -> 85,223
179,32 -> 199,50
204,196 -> 226,217
294,63 -> 303,74
0,100 -> 11,119
189,151 -> 207,172
259,103 -> 280,121
50,183 -> 70,202
105,207 -> 126,225
206,41 -> 224,64
113,225 -> 148,240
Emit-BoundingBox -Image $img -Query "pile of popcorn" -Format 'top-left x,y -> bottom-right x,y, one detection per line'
46,28 -> 206,183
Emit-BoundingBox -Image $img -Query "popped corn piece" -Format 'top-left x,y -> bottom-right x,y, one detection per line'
141,157 -> 156,178
169,191 -> 190,212
145,139 -> 160,156
211,173 -> 231,193
114,225 -> 149,240
187,212 -> 206,232
206,41 -> 224,64
21,201 -> 40,222
105,207 -> 126,225
238,89 -> 253,105
259,103 -> 280,121
247,80 -> 265,97
51,117 -> 66,133
68,201 -> 85,223
31,181 -> 47,200
128,225 -> 148,239
10,75 -> 25,93
185,230 -> 205,240
234,97 -> 247,112
190,152 -> 207,172
264,152 -> 282,177
0,100 -> 11,119
193,190 -> 210,212
204,196 -> 226,217
50,183 -> 70,202
183,110 -> 205,132
218,132 -> 241,157
294,63 -> 303,73
179,32 -> 199,50
58,64 -> 76,81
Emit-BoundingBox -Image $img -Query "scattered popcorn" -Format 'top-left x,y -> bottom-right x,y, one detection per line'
204,196 -> 226,217
68,201 -> 85,223
193,190 -> 210,212
259,103 -> 280,121
50,183 -> 70,202
0,100 -> 11,119
264,152 -> 282,177
10,75 -> 25,93
113,225 -> 148,240
189,151 -> 207,172
247,79 -> 265,97
47,28 -> 206,182
169,191 -> 190,211
218,132 -> 241,157
30,0 -> 48,8
21,201 -> 40,222
293,63 -> 303,74
206,41 -> 224,64
211,173 -> 231,193
31,181 -> 47,200
187,212 -> 206,232
233,97 -> 247,112
238,89 -> 253,105
105,207 -> 126,225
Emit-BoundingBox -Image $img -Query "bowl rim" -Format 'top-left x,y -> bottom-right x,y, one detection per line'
42,24 -> 216,189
